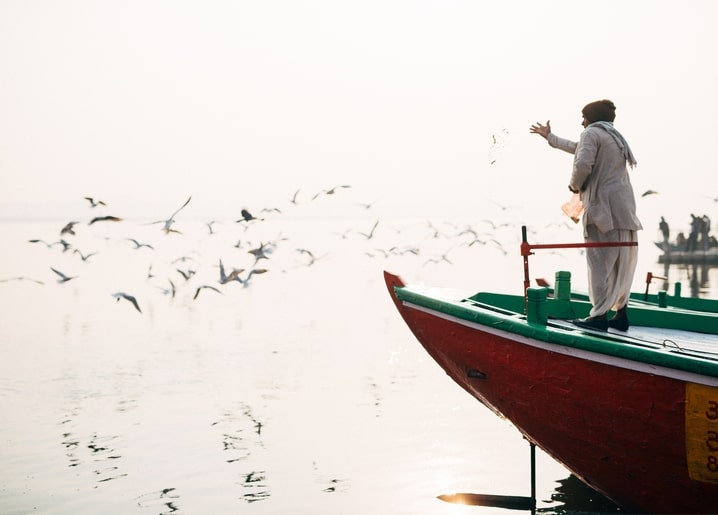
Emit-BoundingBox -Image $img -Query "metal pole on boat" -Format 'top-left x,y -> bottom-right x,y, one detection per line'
521,225 -> 532,314
530,442 -> 537,512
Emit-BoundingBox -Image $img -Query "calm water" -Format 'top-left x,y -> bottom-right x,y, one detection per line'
1,207 -> 715,515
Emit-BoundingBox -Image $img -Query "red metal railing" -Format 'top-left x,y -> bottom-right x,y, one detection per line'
520,225 -> 638,310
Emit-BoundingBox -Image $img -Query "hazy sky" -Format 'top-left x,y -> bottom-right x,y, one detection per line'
1,0 -> 717,220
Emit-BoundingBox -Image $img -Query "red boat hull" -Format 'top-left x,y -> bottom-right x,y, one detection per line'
385,271 -> 718,514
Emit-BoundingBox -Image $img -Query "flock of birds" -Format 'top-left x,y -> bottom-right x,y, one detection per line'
3,187 -> 579,314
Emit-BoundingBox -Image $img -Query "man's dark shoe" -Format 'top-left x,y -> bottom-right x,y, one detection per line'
572,314 -> 608,332
608,306 -> 630,331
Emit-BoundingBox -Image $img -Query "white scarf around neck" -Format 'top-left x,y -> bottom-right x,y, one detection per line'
589,121 -> 637,168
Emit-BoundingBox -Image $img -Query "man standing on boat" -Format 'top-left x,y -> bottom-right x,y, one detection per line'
659,216 -> 670,248
530,99 -> 642,331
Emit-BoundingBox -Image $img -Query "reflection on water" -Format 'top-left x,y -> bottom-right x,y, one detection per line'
657,261 -> 717,298
240,470 -> 270,503
211,403 -> 271,503
543,475 -> 623,514
135,488 -> 180,514
436,472 -> 625,514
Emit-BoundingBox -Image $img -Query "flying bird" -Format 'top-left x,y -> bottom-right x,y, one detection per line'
236,208 -> 262,223
84,197 -> 107,208
422,245 -> 457,267
150,196 -> 192,234
641,190 -> 659,197
156,279 -> 176,298
295,248 -> 326,267
356,199 -> 377,210
28,239 -> 60,249
365,248 -> 389,258
193,284 -> 222,300
462,237 -> 488,248
89,215 -> 122,225
28,238 -> 71,252
206,220 -> 220,235
0,276 -> 44,285
357,220 -> 380,240
57,239 -> 72,252
218,259 -> 245,284
311,185 -> 351,201
73,249 -> 98,262
176,268 -> 196,281
60,221 -> 80,236
423,254 -> 453,267
332,228 -> 353,239
111,292 -> 142,313
237,268 -> 268,287
172,254 -> 199,265
126,238 -> 154,250
50,267 -> 77,283
247,243 -> 271,264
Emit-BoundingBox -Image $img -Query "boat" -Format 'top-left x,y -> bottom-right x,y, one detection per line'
384,228 -> 718,514
654,240 -> 718,265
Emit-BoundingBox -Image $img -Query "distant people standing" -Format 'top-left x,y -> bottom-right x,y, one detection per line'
687,214 -> 700,252
701,215 -> 711,250
530,99 -> 642,332
676,232 -> 687,250
659,217 -> 670,247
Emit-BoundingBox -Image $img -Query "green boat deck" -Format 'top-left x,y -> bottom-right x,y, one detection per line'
392,271 -> 718,381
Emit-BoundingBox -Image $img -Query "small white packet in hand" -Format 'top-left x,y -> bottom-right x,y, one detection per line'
561,193 -> 584,224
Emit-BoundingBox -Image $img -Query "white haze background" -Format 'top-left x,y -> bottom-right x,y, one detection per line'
1,1 -> 716,223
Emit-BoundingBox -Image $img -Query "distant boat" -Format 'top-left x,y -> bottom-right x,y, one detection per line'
384,229 -> 718,514
654,241 -> 718,264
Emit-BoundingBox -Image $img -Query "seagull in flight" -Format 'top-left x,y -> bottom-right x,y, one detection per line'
357,220 -> 379,240
247,243 -> 271,264
311,185 -> 351,201
206,220 -> 220,235
111,292 -> 142,313
0,276 -> 44,285
84,197 -> 107,208
150,196 -> 192,234
218,259 -> 245,284
155,279 -> 176,298
60,221 -> 80,236
50,267 -> 77,283
73,249 -> 98,262
295,248 -> 325,267
126,238 -> 155,250
176,268 -> 196,281
356,199 -> 377,210
57,239 -> 72,252
28,239 -> 61,249
237,268 -> 268,287
89,215 -> 122,225
193,284 -> 222,300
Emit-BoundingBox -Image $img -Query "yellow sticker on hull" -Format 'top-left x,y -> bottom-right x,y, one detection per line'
686,383 -> 718,483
